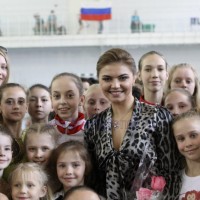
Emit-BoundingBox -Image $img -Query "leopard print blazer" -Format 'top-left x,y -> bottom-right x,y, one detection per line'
84,99 -> 182,200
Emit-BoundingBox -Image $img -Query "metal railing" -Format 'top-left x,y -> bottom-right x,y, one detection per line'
0,16 -> 200,37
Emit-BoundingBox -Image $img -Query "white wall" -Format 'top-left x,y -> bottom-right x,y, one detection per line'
0,0 -> 200,35
0,0 -> 68,35
1,0 -> 200,88
9,44 -> 200,88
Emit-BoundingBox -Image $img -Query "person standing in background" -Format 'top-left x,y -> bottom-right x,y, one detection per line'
131,10 -> 141,33
47,10 -> 57,35
77,13 -> 84,34
97,21 -> 103,34
138,51 -> 169,105
33,13 -> 45,35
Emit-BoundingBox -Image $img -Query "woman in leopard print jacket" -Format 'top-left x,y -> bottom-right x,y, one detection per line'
84,48 -> 182,200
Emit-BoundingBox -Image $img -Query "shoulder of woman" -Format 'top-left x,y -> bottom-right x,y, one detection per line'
0,193 -> 8,200
155,105 -> 172,118
138,101 -> 172,120
85,108 -> 109,127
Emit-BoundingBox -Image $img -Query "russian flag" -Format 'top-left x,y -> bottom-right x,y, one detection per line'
81,0 -> 112,21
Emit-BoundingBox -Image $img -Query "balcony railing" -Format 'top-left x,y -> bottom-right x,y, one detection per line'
0,16 -> 200,37
0,15 -> 200,49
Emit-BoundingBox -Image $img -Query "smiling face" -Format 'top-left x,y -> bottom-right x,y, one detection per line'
56,150 -> 85,192
0,134 -> 12,173
139,54 -> 168,94
26,133 -> 56,166
98,63 -> 135,105
11,171 -> 46,200
51,76 -> 82,121
0,87 -> 27,123
170,67 -> 195,95
0,55 -> 8,86
173,116 -> 200,162
28,87 -> 52,123
164,91 -> 192,117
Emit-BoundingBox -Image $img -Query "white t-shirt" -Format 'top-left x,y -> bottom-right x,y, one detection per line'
179,169 -> 200,200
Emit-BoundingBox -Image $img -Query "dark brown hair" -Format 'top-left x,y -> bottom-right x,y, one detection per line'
0,124 -> 13,144
138,51 -> 168,71
50,72 -> 84,96
27,83 -> 50,97
47,140 -> 92,193
0,83 -> 27,122
0,83 -> 26,102
96,48 -> 136,77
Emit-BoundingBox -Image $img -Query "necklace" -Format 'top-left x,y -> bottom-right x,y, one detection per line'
112,121 -> 120,129
112,104 -> 134,130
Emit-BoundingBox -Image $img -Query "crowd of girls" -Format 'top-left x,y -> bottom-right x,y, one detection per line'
0,45 -> 200,200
